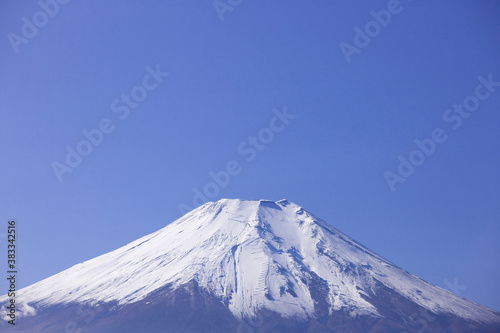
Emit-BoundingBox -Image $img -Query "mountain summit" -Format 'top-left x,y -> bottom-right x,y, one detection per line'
2,199 -> 500,332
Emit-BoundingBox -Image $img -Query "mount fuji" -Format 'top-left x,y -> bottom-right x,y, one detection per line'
1,199 -> 500,332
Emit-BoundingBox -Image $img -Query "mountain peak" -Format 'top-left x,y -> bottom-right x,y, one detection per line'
2,199 -> 500,332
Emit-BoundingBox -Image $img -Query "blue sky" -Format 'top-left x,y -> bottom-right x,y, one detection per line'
1,0 -> 499,311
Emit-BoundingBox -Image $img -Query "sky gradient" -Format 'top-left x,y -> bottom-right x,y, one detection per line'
1,1 -> 499,311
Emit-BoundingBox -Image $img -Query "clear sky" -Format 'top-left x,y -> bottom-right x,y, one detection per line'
1,0 -> 499,311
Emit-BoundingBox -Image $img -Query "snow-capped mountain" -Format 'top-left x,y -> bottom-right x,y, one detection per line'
2,199 -> 500,332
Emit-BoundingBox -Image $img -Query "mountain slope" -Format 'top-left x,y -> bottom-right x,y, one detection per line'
1,199 -> 499,332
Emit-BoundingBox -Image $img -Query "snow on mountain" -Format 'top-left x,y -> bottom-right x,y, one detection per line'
1,199 -> 499,327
